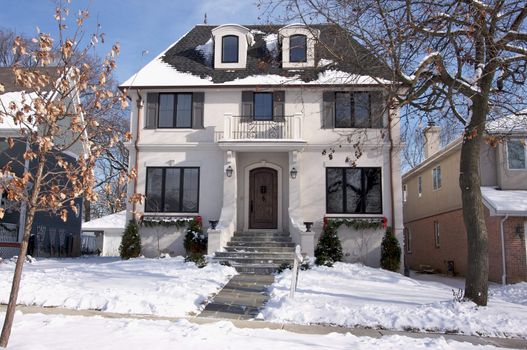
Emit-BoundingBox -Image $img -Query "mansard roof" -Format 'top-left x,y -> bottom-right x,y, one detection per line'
121,24 -> 393,88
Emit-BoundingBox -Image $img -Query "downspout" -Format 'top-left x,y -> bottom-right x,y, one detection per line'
500,214 -> 509,285
387,105 -> 396,230
132,90 -> 143,219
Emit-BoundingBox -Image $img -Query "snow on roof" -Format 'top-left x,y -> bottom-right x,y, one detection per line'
121,57 -> 388,87
481,187 -> 527,216
486,110 -> 527,134
263,33 -> 278,58
82,210 -> 126,231
196,38 -> 213,67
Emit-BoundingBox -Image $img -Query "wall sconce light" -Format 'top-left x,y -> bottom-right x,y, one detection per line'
515,224 -> 524,237
290,167 -> 298,179
225,165 -> 233,178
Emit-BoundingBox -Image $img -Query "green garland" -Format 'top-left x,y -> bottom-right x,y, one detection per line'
324,217 -> 386,231
140,217 -> 194,229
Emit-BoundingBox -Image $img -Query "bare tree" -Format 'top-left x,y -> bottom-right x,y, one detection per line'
0,28 -> 129,222
261,0 -> 527,305
0,4 -> 130,346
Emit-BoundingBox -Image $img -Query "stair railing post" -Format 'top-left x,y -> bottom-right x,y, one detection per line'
289,245 -> 303,299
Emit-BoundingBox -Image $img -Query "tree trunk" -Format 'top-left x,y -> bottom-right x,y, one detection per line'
459,100 -> 489,306
84,197 -> 91,222
0,206 -> 36,347
0,157 -> 45,348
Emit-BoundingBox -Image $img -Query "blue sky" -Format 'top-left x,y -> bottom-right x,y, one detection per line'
0,0 -> 262,83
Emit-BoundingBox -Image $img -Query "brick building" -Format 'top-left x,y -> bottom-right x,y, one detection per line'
402,117 -> 527,284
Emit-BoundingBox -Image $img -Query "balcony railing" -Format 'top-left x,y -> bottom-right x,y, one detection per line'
220,113 -> 302,141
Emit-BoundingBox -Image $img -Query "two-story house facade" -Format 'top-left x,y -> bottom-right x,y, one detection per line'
402,119 -> 527,283
121,23 -> 404,268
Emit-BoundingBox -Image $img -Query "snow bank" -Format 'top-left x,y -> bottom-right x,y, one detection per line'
489,282 -> 527,306
5,313 -> 502,350
262,263 -> 527,338
0,256 -> 236,317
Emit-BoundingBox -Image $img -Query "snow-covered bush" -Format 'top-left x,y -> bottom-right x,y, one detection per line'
183,216 -> 207,268
380,227 -> 401,272
119,220 -> 141,259
315,219 -> 343,267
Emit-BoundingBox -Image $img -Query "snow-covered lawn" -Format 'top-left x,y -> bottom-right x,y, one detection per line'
0,256 -> 236,317
262,263 -> 527,338
3,312 -> 504,350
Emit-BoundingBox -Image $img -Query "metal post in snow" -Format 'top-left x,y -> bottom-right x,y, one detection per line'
289,245 -> 303,299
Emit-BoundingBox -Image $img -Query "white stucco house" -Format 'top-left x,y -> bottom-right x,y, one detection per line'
120,23 -> 404,269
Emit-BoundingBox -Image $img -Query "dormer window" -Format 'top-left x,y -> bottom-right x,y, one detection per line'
278,24 -> 319,69
211,24 -> 251,69
222,35 -> 239,63
289,34 -> 307,62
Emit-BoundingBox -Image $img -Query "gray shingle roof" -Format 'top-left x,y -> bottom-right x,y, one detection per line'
160,24 -> 392,84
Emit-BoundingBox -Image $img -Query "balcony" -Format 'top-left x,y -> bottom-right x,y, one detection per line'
216,113 -> 305,151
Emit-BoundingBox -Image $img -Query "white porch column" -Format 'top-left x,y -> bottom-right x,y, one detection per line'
207,150 -> 237,254
292,113 -> 302,139
224,113 -> 233,140
288,150 -> 314,256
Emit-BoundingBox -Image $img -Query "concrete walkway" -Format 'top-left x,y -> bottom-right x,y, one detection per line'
1,304 -> 526,349
198,274 -> 274,320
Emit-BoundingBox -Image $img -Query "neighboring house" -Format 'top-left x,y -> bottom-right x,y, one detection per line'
120,23 -> 404,268
0,67 -> 84,258
81,210 -> 126,256
402,118 -> 527,283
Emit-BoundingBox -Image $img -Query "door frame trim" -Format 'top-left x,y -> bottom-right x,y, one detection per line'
243,161 -> 282,232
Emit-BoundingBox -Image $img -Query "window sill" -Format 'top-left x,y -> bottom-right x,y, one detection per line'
145,129 -> 195,133
143,212 -> 200,216
324,213 -> 384,218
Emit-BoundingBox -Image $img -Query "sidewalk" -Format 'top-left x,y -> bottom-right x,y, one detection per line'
1,305 -> 525,349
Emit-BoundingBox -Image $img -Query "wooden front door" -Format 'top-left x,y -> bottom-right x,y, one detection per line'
249,168 -> 278,229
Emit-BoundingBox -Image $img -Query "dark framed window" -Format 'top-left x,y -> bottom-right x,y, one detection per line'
432,166 -> 442,190
507,139 -> 526,169
145,167 -> 200,213
222,35 -> 239,63
404,227 -> 412,253
335,92 -> 371,128
158,93 -> 193,128
254,92 -> 273,120
289,34 -> 307,62
434,221 -> 440,248
326,167 -> 382,214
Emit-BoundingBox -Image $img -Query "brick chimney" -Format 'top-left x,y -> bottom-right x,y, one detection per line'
423,122 -> 441,159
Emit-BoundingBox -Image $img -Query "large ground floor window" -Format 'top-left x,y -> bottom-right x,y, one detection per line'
326,167 -> 382,214
145,167 -> 200,213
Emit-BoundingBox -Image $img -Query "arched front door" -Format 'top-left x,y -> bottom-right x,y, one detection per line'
249,167 -> 278,229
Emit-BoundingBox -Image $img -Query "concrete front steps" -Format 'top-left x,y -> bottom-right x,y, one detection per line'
214,231 -> 297,274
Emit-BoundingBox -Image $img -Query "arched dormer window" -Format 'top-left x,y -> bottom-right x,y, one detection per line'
222,35 -> 239,63
289,34 -> 307,62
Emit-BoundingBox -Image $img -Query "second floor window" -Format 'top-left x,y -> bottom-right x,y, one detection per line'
326,167 -> 382,214
289,34 -> 307,62
335,92 -> 371,128
507,139 -> 526,169
418,176 -> 422,197
403,184 -> 407,203
158,93 -> 192,128
145,167 -> 200,213
254,92 -> 273,120
222,35 -> 239,63
432,166 -> 442,190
